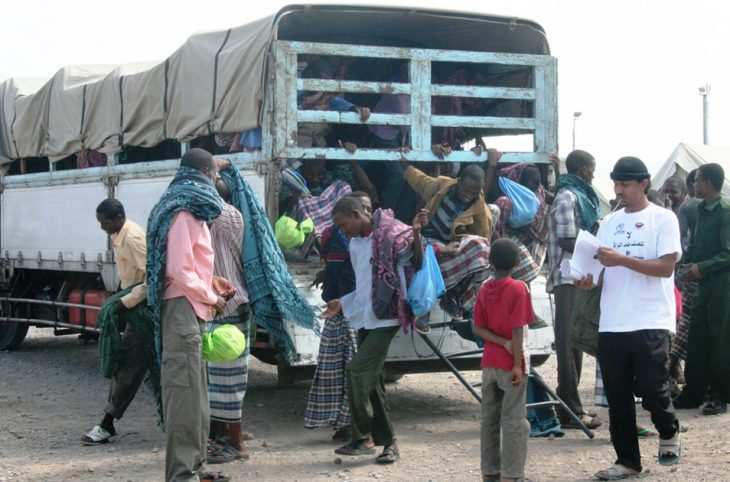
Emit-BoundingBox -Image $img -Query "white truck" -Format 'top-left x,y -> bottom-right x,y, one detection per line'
0,5 -> 557,382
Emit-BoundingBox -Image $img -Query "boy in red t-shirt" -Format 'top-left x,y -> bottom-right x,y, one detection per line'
473,238 -> 534,482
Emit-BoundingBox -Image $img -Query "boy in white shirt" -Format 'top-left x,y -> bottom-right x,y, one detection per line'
577,157 -> 681,480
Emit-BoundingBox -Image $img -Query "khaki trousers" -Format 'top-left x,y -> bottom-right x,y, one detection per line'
480,367 -> 530,479
161,297 -> 210,482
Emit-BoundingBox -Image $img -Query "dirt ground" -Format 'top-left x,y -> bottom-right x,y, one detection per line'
1,328 -> 729,482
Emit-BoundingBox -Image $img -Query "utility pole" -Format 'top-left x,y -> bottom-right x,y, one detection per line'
699,84 -> 710,145
572,111 -> 582,150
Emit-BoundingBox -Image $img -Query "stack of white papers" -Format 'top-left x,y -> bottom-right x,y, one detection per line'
560,230 -> 607,281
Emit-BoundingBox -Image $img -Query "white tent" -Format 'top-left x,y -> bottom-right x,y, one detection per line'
653,143 -> 730,197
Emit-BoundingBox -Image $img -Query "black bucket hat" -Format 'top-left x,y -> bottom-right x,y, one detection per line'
610,156 -> 650,181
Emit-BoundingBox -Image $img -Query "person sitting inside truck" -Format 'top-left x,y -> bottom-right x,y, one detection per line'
487,159 -> 550,285
82,199 -> 151,446
279,159 -> 376,249
76,148 -> 108,169
401,156 -> 495,322
298,56 -> 371,150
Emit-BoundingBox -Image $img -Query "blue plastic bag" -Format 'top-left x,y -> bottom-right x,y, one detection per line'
406,244 -> 447,318
499,176 -> 541,228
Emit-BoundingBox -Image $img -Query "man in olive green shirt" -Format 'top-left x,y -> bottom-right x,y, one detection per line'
674,163 -> 730,415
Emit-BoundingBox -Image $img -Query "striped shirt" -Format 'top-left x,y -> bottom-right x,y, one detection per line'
422,186 -> 467,243
210,202 -> 249,316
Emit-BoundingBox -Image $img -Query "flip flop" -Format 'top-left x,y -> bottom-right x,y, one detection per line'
658,433 -> 681,466
594,464 -> 639,480
81,425 -> 116,445
637,426 -> 658,438
334,439 -> 376,456
375,443 -> 399,464
414,318 -> 432,335
199,470 -> 230,482
208,444 -> 246,464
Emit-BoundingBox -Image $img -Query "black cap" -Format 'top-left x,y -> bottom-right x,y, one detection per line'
610,156 -> 650,181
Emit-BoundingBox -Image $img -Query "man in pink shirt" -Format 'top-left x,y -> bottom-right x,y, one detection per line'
154,148 -> 233,482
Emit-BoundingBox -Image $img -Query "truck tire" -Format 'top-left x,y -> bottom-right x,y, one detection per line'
530,354 -> 550,368
384,370 -> 404,384
0,302 -> 29,350
0,321 -> 28,350
277,355 -> 296,386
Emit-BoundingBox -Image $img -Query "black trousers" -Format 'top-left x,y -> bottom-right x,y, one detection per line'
597,330 -> 679,472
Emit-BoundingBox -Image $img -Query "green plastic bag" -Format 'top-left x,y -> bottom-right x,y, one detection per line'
274,215 -> 314,250
202,324 -> 247,362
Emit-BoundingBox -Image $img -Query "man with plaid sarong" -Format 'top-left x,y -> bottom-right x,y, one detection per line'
492,161 -> 550,285
298,180 -> 353,238
304,193 -> 372,441
402,159 -> 494,322
434,235 -> 491,314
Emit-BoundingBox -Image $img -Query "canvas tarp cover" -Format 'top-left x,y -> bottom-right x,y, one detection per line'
653,143 -> 730,198
0,15 -> 274,164
10,66 -> 116,161
46,65 -> 118,161
0,77 -> 46,162
83,61 -> 161,154
165,14 -> 275,143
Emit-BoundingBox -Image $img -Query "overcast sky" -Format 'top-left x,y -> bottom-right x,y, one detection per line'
1,0 -> 727,197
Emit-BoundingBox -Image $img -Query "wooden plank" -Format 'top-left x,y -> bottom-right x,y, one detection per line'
276,147 -> 548,164
410,58 -> 431,150
282,41 -> 550,66
297,79 -> 411,95
532,57 -> 558,154
283,50 -> 298,149
431,115 -> 535,130
272,45 -> 289,155
297,111 -> 409,125
431,85 -> 535,100
539,57 -> 559,154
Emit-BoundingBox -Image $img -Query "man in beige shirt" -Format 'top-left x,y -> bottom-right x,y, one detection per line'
82,199 -> 149,445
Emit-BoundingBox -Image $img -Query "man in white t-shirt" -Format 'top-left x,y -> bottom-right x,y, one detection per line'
577,157 -> 682,480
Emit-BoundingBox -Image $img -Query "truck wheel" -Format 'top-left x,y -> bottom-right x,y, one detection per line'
277,355 -> 296,386
384,370 -> 404,384
530,354 -> 550,368
0,303 -> 29,350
